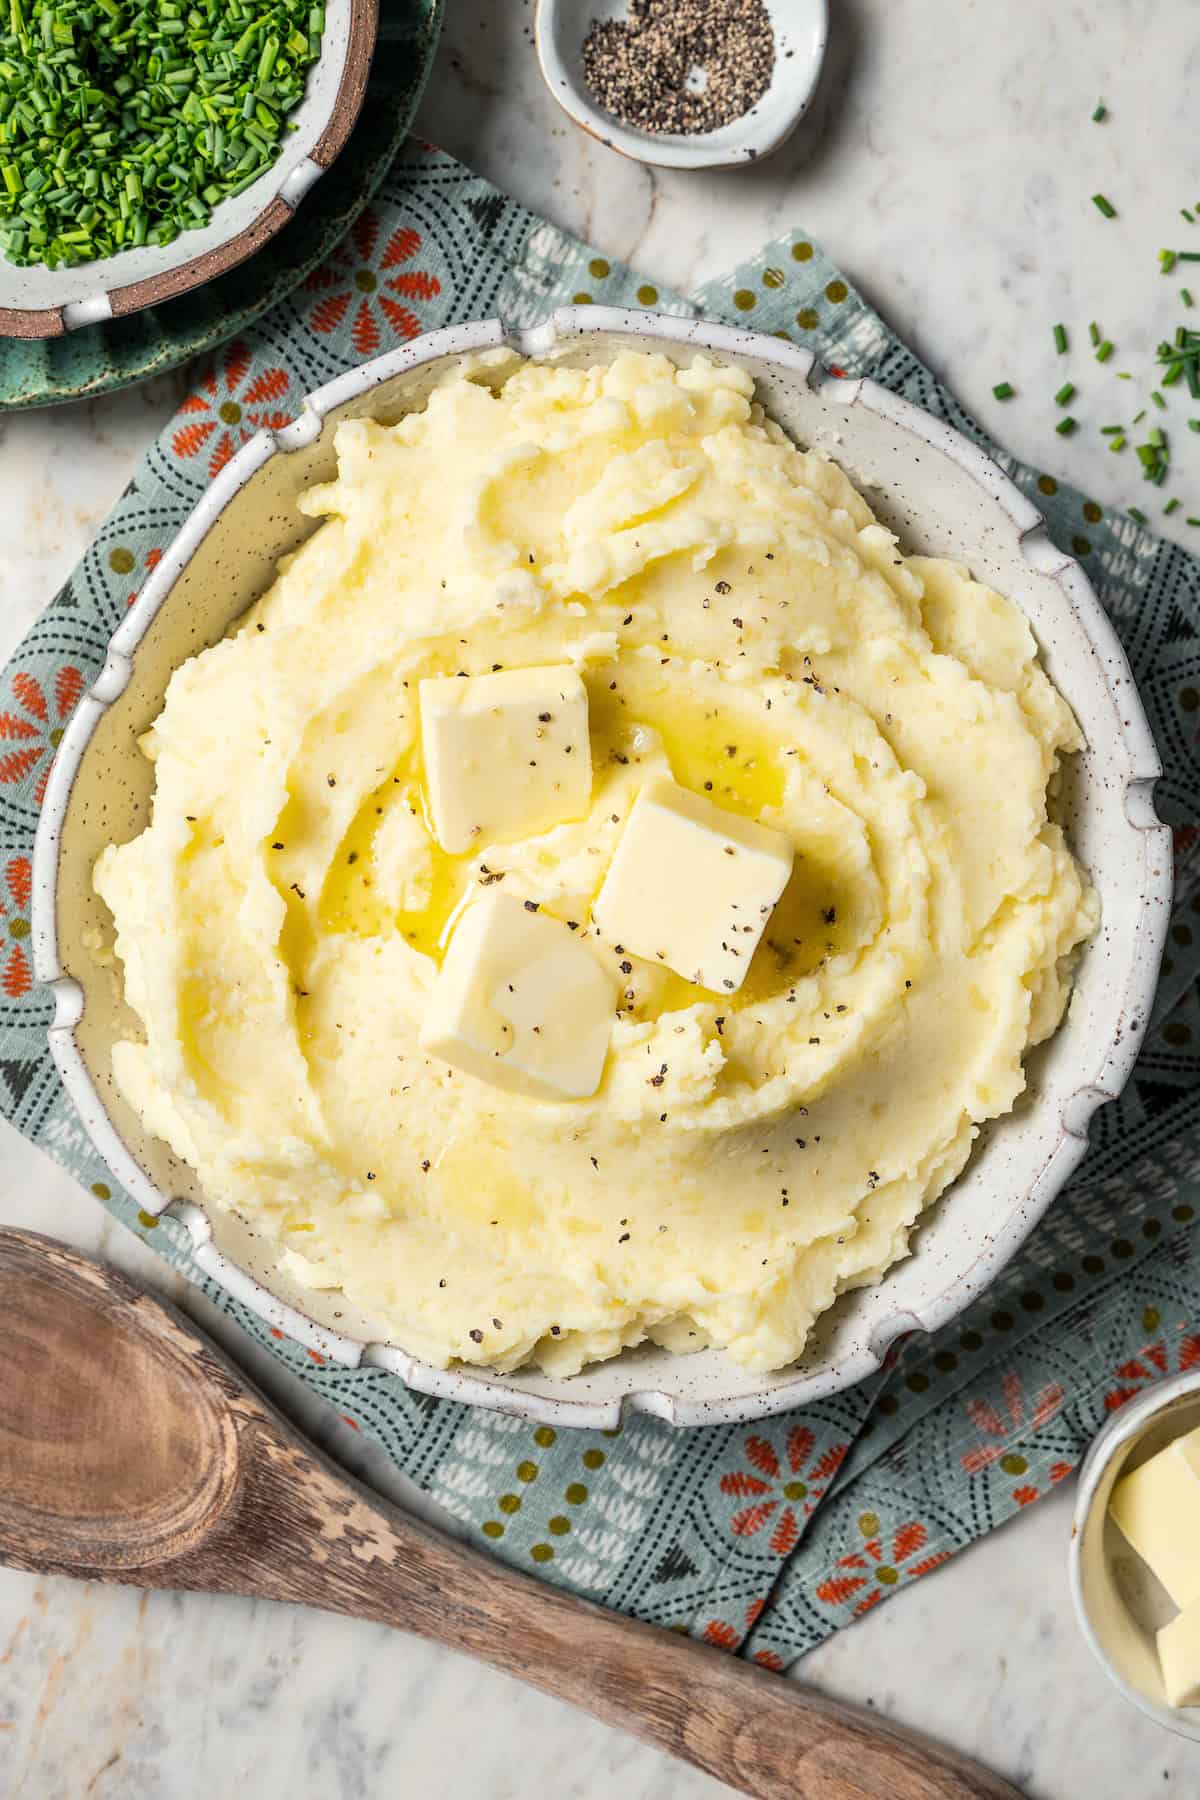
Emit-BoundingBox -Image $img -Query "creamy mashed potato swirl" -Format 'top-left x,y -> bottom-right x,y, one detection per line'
95,350 -> 1098,1375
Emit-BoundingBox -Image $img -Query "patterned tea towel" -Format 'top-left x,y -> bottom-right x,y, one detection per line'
2,142 -> 1198,1670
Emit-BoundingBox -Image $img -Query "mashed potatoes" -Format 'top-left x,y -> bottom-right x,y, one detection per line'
94,350 -> 1098,1375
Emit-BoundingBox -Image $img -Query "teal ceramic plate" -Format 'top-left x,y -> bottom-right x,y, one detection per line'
0,0 -> 441,410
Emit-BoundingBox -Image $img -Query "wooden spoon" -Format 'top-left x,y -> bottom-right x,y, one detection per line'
0,1229 -> 1022,1800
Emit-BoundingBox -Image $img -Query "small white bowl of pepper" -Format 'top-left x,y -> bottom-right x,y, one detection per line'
535,0 -> 828,171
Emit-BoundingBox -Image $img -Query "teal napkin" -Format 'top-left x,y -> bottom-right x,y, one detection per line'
4,142 -> 1197,1669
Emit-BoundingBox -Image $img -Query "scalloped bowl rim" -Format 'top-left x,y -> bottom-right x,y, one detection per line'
31,306 -> 1172,1428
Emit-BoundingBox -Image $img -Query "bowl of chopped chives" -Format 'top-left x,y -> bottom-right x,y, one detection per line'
0,0 -> 377,339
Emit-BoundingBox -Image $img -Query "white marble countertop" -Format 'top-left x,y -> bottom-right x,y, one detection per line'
2,1 -> 1198,1794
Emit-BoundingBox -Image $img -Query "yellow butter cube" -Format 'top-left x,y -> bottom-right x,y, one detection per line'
419,665 -> 592,854
420,890 -> 614,1101
1159,1598 -> 1200,1707
1110,1425 -> 1200,1609
592,776 -> 793,994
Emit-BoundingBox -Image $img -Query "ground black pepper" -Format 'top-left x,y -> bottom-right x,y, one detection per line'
582,0 -> 775,138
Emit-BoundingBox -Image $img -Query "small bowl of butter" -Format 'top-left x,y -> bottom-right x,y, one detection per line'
1071,1369 -> 1200,1736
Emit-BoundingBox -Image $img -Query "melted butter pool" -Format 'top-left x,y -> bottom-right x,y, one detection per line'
320,773 -> 471,960
274,652 -> 854,1017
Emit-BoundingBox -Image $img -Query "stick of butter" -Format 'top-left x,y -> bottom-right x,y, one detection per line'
1109,1425 -> 1200,1609
420,890 -> 614,1101
1159,1598 -> 1200,1707
592,776 -> 794,994
419,666 -> 592,854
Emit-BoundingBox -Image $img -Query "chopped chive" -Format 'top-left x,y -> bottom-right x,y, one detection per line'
1188,517 -> 1200,527
1180,252 -> 1200,262
1089,321 -> 1102,346
1109,434 -> 1127,452
0,0 -> 325,271
1152,390 -> 1167,409
1053,323 -> 1068,354
1161,250 -> 1178,274
1056,416 -> 1077,435
1055,382 -> 1076,405
1164,498 -> 1181,515
1189,419 -> 1200,432
1092,101 -> 1107,122
1162,361 -> 1185,387
1100,424 -> 1123,434
1185,209 -> 1196,224
992,381 -> 1015,400
1095,339 -> 1114,363
1092,194 -> 1117,218
1149,427 -> 1166,448
1129,507 -> 1148,524
1133,408 -> 1147,423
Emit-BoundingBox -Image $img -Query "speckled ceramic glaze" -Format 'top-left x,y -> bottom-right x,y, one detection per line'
534,0 -> 828,170
1070,1371 -> 1200,1741
0,0 -> 441,406
32,308 -> 1171,1428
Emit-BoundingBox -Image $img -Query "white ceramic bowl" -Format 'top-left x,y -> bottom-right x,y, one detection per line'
32,307 -> 1171,1428
534,0 -> 828,170
0,0 -> 376,340
1070,1373 -> 1200,1739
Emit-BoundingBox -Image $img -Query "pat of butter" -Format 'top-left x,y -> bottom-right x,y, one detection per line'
592,776 -> 793,994
1159,1598 -> 1200,1707
419,666 -> 591,854
420,890 -> 614,1101
1109,1426 -> 1200,1609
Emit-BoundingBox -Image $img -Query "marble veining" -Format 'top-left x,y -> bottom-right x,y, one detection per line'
2,1 -> 1198,1793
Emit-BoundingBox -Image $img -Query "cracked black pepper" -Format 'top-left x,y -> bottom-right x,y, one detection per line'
581,0 -> 775,138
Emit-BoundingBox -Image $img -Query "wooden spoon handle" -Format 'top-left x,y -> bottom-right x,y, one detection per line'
353,1543 -> 1022,1800
0,1230 -> 1021,1800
